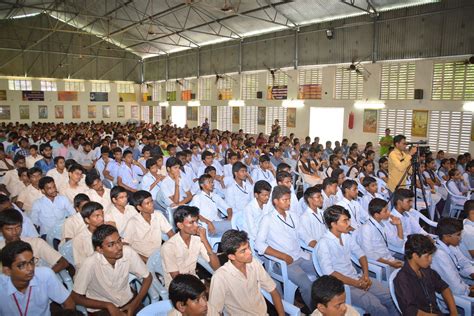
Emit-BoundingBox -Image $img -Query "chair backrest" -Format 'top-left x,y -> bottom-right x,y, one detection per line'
388,268 -> 402,313
137,300 -> 173,316
311,245 -> 324,276
147,249 -> 165,275
58,240 -> 75,266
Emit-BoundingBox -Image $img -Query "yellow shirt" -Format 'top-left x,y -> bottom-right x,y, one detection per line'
387,148 -> 412,192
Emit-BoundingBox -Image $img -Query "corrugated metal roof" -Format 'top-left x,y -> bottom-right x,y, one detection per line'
0,0 -> 440,58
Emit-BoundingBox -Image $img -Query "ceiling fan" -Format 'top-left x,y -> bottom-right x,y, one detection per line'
347,57 -> 371,81
214,70 -> 237,85
263,63 -> 292,86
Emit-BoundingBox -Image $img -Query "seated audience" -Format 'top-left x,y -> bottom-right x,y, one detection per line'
243,180 -> 272,241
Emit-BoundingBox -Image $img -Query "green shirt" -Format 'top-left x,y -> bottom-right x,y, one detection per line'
379,135 -> 393,156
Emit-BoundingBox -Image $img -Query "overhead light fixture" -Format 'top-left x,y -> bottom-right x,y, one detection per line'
282,99 -> 305,108
188,100 -> 200,107
159,101 -> 169,107
228,99 -> 245,107
463,102 -> 474,112
326,29 -> 334,40
354,100 -> 385,109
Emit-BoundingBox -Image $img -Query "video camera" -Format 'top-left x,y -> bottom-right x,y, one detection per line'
408,140 -> 431,156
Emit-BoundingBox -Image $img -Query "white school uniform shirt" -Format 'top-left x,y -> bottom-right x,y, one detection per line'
461,219 -> 474,256
160,175 -> 192,207
139,172 -> 161,200
118,163 -> 142,190
251,167 -> 275,184
104,205 -> 137,236
95,157 -> 107,181
67,146 -> 84,162
299,206 -> 327,242
190,190 -> 230,222
87,188 -> 112,212
30,195 -> 75,235
46,168 -> 69,189
255,207 -> 312,261
106,160 -> 121,183
80,150 -> 95,167
359,217 -> 397,261
25,154 -> 43,169
316,231 -> 365,279
431,240 -> 474,296
385,209 -> 427,244
196,161 -> 224,178
225,180 -> 253,214
360,192 -> 385,214
322,190 -> 337,210
0,204 -> 40,240
336,198 -> 368,229
243,198 -> 270,241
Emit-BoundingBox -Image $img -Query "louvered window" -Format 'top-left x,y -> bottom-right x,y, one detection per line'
242,73 -> 259,100
151,82 -> 163,101
152,106 -> 162,124
298,68 -> 322,99
141,106 -> 151,123
266,107 -> 287,136
198,77 -> 212,101
241,106 -> 258,134
217,76 -> 233,100
217,106 -> 232,131
91,82 -> 110,92
380,63 -> 415,100
64,81 -> 85,92
40,80 -> 57,91
117,83 -> 134,93
335,67 -> 363,100
198,106 -> 211,127
377,109 -> 412,142
432,62 -> 474,100
8,79 -> 32,90
428,111 -> 472,154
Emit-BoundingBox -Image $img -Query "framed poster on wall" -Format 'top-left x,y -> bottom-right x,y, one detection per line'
211,106 -> 217,123
38,105 -> 48,119
258,107 -> 266,125
287,108 -> 296,128
232,107 -> 240,124
88,105 -> 97,118
131,105 -> 139,119
19,105 -> 29,120
103,105 -> 111,118
363,109 -> 377,133
412,110 -> 429,137
117,105 -> 125,118
55,105 -> 64,119
0,106 -> 11,120
72,105 -> 81,119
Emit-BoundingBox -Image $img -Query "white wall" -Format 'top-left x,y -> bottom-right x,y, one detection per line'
142,58 -> 473,153
0,79 -> 140,123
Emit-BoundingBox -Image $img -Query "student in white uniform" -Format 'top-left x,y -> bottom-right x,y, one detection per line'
270,171 -> 300,216
251,154 -> 276,184
204,165 -> 226,199
300,185 -> 327,243
196,150 -> 224,179
139,157 -> 165,203
103,147 -> 123,185
446,168 -> 470,206
359,176 -> 385,212
104,186 -> 137,235
85,173 -> 112,213
161,157 -> 193,208
311,275 -> 361,316
243,180 -> 272,241
225,162 -> 253,215
223,152 -> 239,187
117,150 -> 146,194
209,229 -> 284,316
387,188 -> 428,245
168,274 -> 209,316
431,217 -> 474,297
359,198 -> 404,272
190,174 -> 232,236
62,193 -> 89,243
255,185 -> 317,309
321,177 -> 338,210
336,179 -> 367,233
462,200 -> 474,259
316,205 -> 397,316
46,156 -> 69,190
95,146 -> 112,188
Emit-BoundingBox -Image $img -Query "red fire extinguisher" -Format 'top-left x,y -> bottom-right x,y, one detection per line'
348,111 -> 354,129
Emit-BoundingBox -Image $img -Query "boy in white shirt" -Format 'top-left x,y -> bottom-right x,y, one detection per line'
168,274 -> 208,316
190,174 -> 232,236
61,193 -> 90,243
123,190 -> 174,261
336,179 -> 367,232
209,229 -> 284,315
359,198 -> 404,271
322,177 -> 338,210
243,180 -> 272,241
360,176 -> 385,212
223,152 -> 239,187
251,154 -> 276,184
311,275 -> 361,316
316,205 -> 397,316
225,162 -> 254,215
300,185 -> 327,243
161,157 -> 193,208
58,164 -> 88,203
431,217 -> 474,297
255,185 -> 317,309
204,165 -> 226,199
85,173 -> 112,212
139,157 -> 166,203
25,144 -> 43,168
462,200 -> 474,259
104,186 -> 137,235
46,156 -> 68,190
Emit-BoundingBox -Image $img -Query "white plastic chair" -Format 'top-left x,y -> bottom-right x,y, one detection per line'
436,292 -> 473,316
58,240 -> 75,266
408,209 -> 438,228
443,182 -> 468,218
137,299 -> 173,316
388,268 -> 401,313
261,289 -> 301,316
263,254 -> 299,304
349,255 -> 384,285
146,249 -> 169,302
